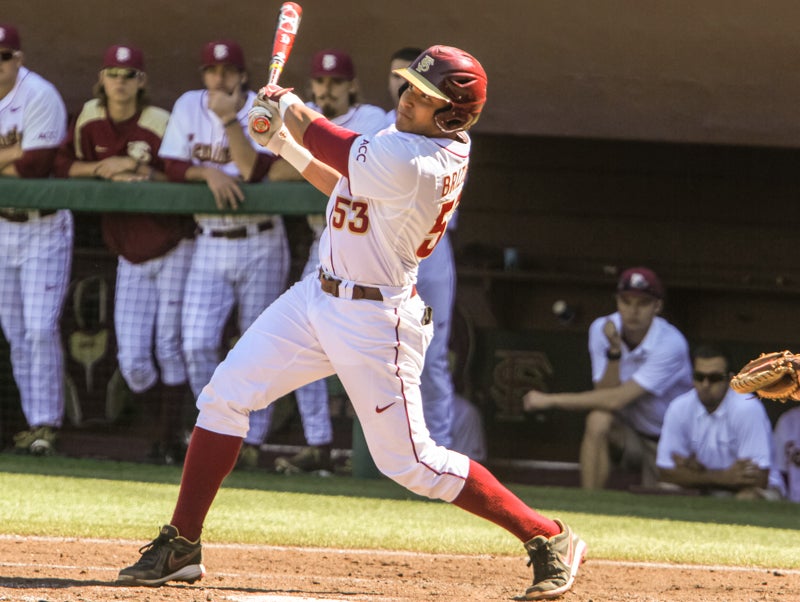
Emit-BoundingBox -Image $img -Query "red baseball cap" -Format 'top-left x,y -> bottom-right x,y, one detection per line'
617,267 -> 664,300
0,24 -> 21,51
311,49 -> 355,80
103,45 -> 144,70
201,40 -> 245,70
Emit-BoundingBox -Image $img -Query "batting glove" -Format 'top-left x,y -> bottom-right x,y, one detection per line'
257,83 -> 302,119
259,124 -> 313,173
247,105 -> 282,147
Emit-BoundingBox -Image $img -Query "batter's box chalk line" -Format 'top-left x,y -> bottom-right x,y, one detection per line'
227,596 -> 342,602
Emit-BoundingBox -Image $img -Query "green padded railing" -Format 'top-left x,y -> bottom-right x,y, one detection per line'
0,178 -> 328,215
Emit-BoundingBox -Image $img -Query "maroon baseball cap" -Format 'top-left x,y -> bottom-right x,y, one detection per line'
0,24 -> 20,51
311,49 -> 355,80
103,45 -> 144,70
201,40 -> 245,70
616,267 -> 664,300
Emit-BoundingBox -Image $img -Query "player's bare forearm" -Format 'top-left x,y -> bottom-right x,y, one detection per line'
0,144 -> 23,174
525,380 -> 643,412
224,124 -> 259,181
257,121 -> 340,196
658,466 -> 709,489
595,366 -> 622,389
268,158 -> 304,181
71,159 -> 129,179
283,103 -> 324,148
185,165 -> 244,210
551,390 -> 627,411
267,155 -> 338,197
596,322 -> 623,388
301,160 -> 339,196
67,161 -> 101,178
659,465 -> 768,491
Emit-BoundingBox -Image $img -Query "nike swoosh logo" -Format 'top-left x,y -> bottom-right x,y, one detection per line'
167,550 -> 197,572
375,402 -> 396,413
10,106 -> 20,112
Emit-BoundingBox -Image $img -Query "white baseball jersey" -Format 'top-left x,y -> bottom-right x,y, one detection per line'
656,388 -> 773,471
196,123 -> 471,501
384,108 -> 397,129
159,89 -> 276,229
318,124 -> 464,294
303,102 -> 387,236
309,102 -> 387,135
0,67 -> 66,152
773,406 -> 800,502
589,313 -> 693,437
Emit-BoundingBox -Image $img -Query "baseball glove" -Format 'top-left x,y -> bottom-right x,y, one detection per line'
730,350 -> 800,401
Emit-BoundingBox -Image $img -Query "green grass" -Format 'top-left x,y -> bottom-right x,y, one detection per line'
1,454 -> 798,568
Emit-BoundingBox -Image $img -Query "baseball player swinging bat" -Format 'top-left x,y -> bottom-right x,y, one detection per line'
252,1 -> 302,133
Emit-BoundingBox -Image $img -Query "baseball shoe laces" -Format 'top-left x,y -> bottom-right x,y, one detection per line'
515,519 -> 586,600
117,524 -> 205,587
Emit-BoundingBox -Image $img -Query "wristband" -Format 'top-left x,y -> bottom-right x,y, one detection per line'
280,135 -> 313,173
278,92 -> 303,120
606,349 -> 622,361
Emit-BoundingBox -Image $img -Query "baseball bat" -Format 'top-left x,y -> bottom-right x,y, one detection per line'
252,1 -> 303,133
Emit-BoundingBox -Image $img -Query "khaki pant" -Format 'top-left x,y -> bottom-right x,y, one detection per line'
609,418 -> 659,487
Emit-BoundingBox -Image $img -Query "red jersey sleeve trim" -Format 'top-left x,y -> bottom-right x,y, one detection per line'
15,148 -> 58,178
251,153 -> 277,182
302,119 -> 359,178
164,158 -> 192,182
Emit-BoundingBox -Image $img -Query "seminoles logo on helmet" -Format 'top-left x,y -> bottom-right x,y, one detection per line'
415,55 -> 435,73
396,45 -> 487,135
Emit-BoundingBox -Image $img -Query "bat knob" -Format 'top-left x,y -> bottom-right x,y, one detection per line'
252,115 -> 271,133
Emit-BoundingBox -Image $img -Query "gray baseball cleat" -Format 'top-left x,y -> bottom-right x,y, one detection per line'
117,524 -> 205,586
515,519 -> 586,600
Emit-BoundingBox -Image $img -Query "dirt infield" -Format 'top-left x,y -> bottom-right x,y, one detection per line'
1,537 -> 797,602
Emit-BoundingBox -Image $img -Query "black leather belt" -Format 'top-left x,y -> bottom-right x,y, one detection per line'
0,209 -> 57,223
319,268 -> 384,301
203,220 -> 273,239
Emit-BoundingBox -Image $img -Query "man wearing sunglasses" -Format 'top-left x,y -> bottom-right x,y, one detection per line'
55,45 -> 196,464
655,345 -> 776,499
524,267 -> 693,490
0,24 -> 70,456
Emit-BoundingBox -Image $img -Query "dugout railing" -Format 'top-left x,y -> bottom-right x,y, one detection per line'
0,178 -> 387,470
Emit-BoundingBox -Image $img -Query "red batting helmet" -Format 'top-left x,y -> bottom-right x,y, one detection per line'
394,45 -> 487,134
